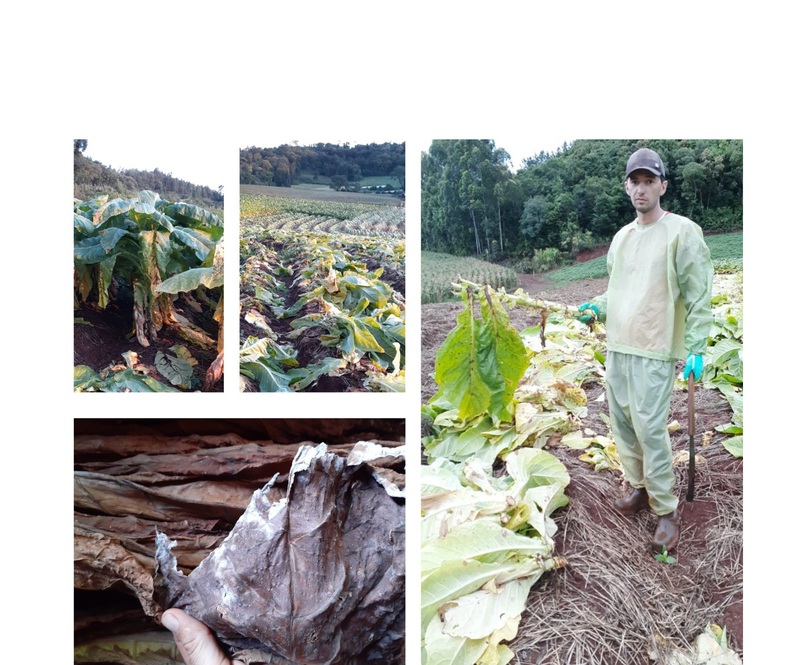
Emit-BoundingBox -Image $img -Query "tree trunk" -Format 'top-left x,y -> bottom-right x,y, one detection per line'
470,208 -> 482,256
498,202 -> 504,254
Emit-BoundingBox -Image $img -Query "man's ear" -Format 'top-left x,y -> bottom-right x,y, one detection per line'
660,179 -> 668,196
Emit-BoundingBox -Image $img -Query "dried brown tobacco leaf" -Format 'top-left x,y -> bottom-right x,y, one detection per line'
74,526 -> 158,616
76,514 -> 227,568
74,419 -> 404,446
154,443 -> 405,665
77,442 -> 331,484
75,472 -> 259,522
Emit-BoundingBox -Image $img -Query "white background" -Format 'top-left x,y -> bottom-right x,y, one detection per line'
3,1 -> 788,660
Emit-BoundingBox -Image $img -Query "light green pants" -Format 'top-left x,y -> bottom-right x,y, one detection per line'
606,351 -> 678,515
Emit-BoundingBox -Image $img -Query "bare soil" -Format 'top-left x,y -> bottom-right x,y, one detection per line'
421,273 -> 743,664
74,295 -> 223,392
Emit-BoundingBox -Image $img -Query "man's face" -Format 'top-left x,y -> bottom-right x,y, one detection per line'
625,169 -> 667,214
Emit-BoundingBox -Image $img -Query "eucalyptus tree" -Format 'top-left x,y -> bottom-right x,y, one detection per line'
421,139 -> 513,257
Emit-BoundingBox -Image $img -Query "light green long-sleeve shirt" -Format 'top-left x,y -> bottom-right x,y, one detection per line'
593,212 -> 712,361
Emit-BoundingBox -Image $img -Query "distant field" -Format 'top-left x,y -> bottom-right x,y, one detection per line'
546,230 -> 743,285
240,194 -> 405,240
360,176 -> 402,188
422,251 -> 517,304
241,184 -> 403,206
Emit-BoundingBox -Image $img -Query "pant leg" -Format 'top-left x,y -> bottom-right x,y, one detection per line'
606,352 -> 645,488
607,352 -> 678,515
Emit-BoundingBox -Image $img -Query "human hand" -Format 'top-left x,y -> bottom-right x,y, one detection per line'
577,302 -> 599,325
162,608 -> 243,665
683,353 -> 703,381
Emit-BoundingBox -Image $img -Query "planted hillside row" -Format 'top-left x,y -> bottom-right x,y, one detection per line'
240,196 -> 405,392
74,191 -> 224,392
422,251 -> 517,304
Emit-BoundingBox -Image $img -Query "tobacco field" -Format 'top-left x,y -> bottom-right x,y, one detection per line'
421,269 -> 743,664
240,194 -> 405,392
74,191 -> 224,392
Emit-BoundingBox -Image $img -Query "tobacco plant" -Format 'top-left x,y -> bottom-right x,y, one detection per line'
74,191 -> 223,349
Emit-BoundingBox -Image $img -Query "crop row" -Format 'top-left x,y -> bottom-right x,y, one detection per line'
242,193 -> 397,222
422,251 -> 517,303
257,211 -> 404,239
240,224 -> 405,392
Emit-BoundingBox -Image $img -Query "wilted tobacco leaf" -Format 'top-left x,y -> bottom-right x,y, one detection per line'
74,526 -> 158,617
154,443 -> 405,665
76,513 -> 227,568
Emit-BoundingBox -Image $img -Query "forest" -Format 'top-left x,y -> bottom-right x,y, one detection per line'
240,142 -> 405,190
73,140 -> 224,211
421,139 -> 743,265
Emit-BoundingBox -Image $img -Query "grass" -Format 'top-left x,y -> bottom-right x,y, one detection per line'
360,176 -> 402,188
546,230 -> 743,286
547,257 -> 609,285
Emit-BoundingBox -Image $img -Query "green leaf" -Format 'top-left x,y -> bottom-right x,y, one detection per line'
240,337 -> 281,362
435,306 -> 496,422
289,357 -> 347,391
434,288 -> 528,425
340,315 -> 386,355
480,290 -> 530,421
423,417 -> 495,462
93,198 -> 136,226
154,351 -> 194,387
74,237 -> 108,264
167,202 -> 223,228
241,360 -> 294,392
722,435 -> 743,458
172,227 -> 213,261
74,212 -> 95,235
74,366 -> 180,392
74,365 -> 101,391
422,520 -> 551,573
156,268 -> 219,294
98,227 -> 129,253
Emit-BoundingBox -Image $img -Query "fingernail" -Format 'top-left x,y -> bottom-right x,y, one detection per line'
162,611 -> 180,632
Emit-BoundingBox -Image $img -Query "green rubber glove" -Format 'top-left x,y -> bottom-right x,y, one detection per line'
683,353 -> 703,381
577,302 -> 598,325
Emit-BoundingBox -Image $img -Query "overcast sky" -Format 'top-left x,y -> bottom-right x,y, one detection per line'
84,134 -> 407,191
83,136 -> 230,191
83,133 -> 571,190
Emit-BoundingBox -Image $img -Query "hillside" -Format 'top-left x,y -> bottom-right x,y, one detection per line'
73,147 -> 224,211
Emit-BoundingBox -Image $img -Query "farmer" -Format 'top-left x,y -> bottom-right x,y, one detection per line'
577,147 -> 712,553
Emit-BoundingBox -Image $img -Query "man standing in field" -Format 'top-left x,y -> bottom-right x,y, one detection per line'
577,147 -> 713,553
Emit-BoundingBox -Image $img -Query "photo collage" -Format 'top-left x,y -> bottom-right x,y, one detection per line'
72,137 -> 743,665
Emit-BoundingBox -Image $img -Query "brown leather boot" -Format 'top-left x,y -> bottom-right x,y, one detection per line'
651,510 -> 680,553
613,487 -> 649,516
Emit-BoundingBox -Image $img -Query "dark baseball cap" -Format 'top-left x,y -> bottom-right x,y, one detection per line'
625,148 -> 666,178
